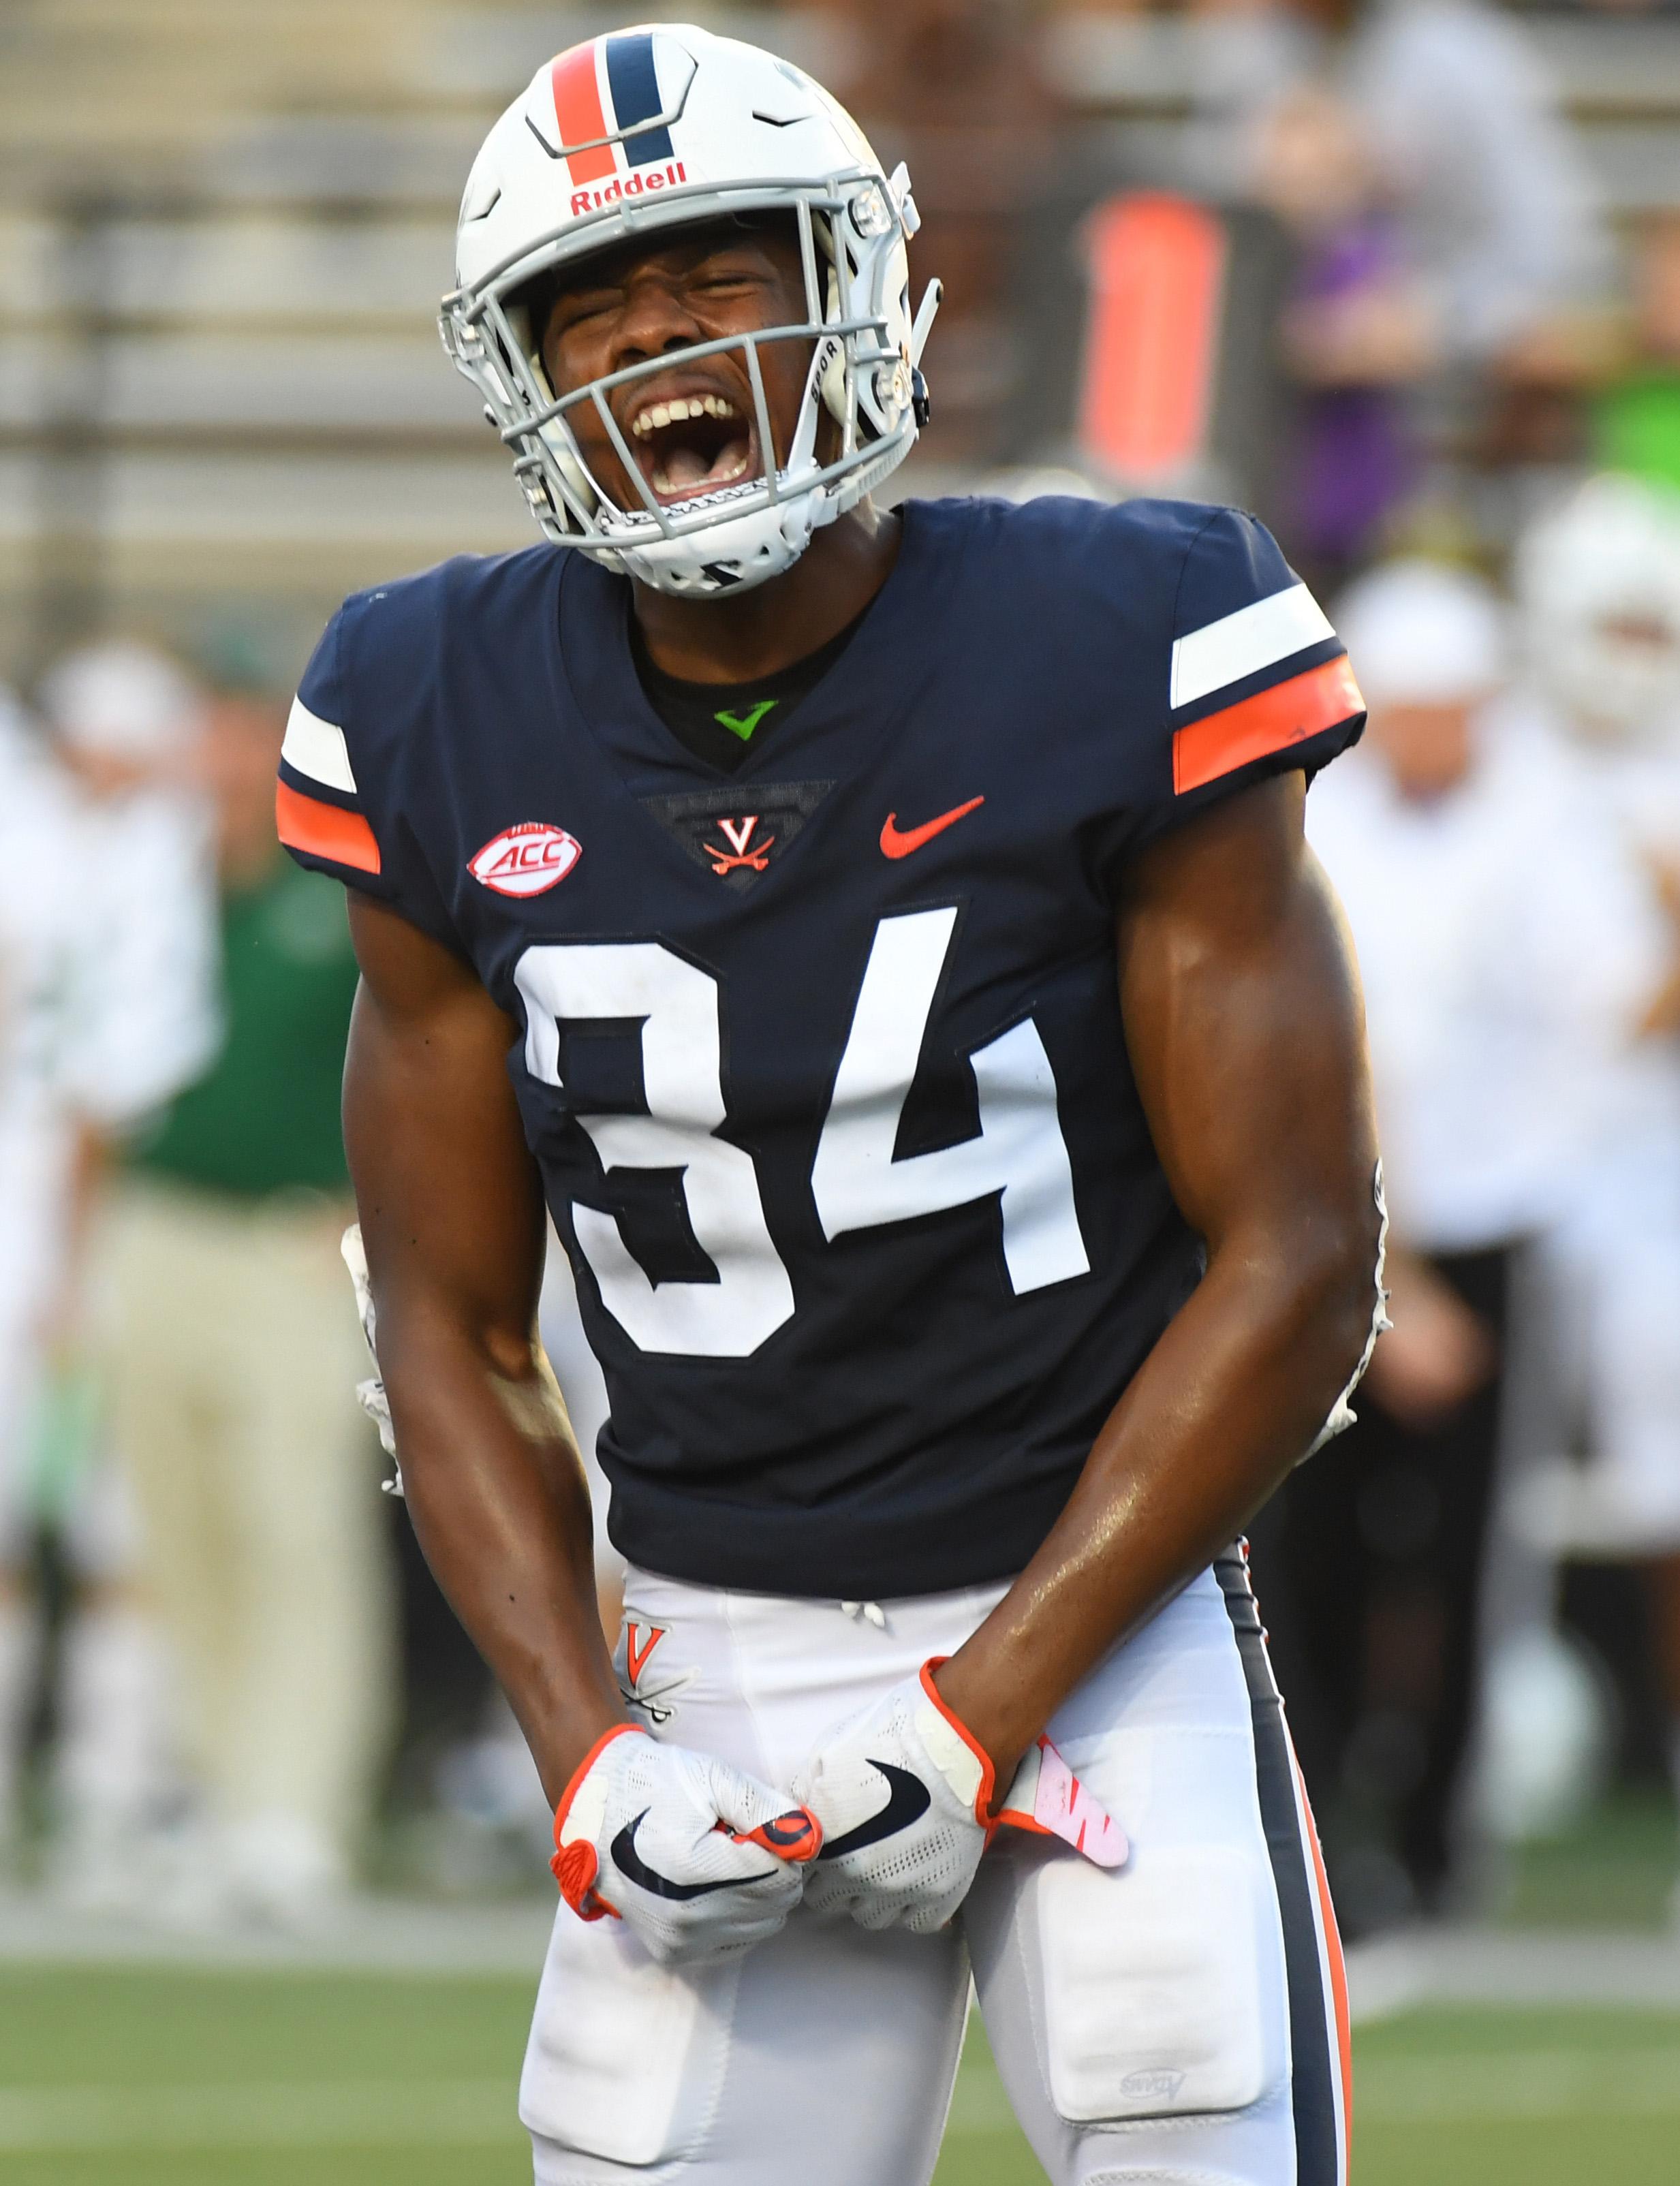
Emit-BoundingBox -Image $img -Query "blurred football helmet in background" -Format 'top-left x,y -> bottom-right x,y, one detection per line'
1519,473 -> 1680,746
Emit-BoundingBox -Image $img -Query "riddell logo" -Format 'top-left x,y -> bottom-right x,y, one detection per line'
571,161 -> 686,216
468,822 -> 582,897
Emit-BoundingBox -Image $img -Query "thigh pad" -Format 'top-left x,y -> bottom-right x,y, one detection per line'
1038,1839 -> 1280,2124
521,1906 -> 734,2168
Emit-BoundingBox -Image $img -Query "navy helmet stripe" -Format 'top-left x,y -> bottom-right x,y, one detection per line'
605,33 -> 675,166
1215,1547 -> 1344,2186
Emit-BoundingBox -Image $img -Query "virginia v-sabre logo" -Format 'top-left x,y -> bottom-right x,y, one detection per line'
706,814 -> 773,876
641,779 -> 833,892
617,1620 -> 697,1726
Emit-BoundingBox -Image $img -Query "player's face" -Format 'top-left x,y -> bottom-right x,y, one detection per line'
540,223 -> 814,516
1367,697 -> 1478,800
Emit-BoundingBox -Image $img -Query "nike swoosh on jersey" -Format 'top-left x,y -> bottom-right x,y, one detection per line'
815,1761 -> 933,1860
611,1811 -> 781,1901
879,796 -> 985,859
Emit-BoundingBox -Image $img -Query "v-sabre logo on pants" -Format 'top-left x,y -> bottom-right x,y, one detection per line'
618,1620 -> 697,1726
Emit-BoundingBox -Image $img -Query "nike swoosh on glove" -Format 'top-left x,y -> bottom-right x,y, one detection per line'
551,1725 -> 822,1965
795,1659 -> 1127,1933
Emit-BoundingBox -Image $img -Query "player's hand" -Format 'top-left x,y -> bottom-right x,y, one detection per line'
796,1661 -> 1128,1933
794,1661 -> 995,1932
550,1726 -> 822,1965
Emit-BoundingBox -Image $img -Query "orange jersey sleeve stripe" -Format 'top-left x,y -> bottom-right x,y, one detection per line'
1172,655 -> 1364,796
275,780 -> 382,875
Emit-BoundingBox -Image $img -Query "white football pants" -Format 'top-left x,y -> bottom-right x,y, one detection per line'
522,1548 -> 1350,2186
1542,1130 -> 1680,1548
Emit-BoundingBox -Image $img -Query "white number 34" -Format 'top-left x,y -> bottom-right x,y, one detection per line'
515,907 -> 1089,1358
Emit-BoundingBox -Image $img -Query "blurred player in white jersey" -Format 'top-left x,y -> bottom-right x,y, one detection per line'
1274,558 -> 1658,1928
0,644 -> 218,1890
1516,475 -> 1680,1558
1514,478 -> 1680,1866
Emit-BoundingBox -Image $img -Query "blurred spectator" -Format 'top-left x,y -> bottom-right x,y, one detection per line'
1597,213 -> 1680,496
1513,473 -> 1680,1840
1251,80 -> 1432,588
1187,0 -> 1609,373
0,644 -> 219,1900
813,0 -> 1060,463
102,656 -> 389,1926
1345,0 -> 1610,374
1255,559 -> 1655,1934
1178,0 -> 1327,205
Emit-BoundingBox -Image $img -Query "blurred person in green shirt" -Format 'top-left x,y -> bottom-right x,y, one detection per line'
104,653 -> 392,1928
1597,212 -> 1680,494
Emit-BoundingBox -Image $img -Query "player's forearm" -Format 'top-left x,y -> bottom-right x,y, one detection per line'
934,1208 -> 1380,1783
382,1320 -> 627,1805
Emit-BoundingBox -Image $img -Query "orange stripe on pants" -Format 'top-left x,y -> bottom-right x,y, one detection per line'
1294,1755 -> 1352,2180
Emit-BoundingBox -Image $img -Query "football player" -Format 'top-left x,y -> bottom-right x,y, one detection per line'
1516,473 -> 1680,1559
277,25 -> 1384,2185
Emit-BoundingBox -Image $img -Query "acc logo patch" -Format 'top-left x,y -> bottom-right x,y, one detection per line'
468,822 -> 581,897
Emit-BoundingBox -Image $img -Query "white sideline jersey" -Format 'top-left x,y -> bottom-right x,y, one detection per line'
522,1552 -> 1348,2186
0,701 -> 218,1533
1531,713 -> 1680,1544
1306,696 -> 1660,1251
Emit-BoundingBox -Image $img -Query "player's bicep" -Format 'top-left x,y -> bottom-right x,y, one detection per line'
1115,774 -> 1376,1256
344,892 -> 546,1364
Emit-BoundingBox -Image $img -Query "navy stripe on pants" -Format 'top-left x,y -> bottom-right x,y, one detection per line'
1217,1544 -> 1341,2185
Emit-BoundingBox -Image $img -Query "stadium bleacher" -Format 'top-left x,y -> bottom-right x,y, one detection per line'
2,1 -> 1677,682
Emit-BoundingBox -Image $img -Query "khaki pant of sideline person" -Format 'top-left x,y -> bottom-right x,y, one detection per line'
104,1175 -> 391,1908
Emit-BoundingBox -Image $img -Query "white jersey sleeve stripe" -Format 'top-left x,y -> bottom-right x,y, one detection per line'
282,696 -> 358,795
1170,582 -> 1335,712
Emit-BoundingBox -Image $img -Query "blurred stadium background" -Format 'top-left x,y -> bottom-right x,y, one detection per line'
6,1 -> 1680,2181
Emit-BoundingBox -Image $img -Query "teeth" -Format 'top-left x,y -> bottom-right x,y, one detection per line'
649,446 -> 753,497
629,393 -> 740,439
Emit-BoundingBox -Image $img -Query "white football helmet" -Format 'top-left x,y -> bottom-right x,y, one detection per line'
440,23 -> 940,596
1517,473 -> 1680,747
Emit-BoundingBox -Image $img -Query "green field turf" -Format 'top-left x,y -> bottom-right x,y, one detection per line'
0,1967 -> 1678,2184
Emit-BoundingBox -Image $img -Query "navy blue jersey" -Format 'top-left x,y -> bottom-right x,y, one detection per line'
279,496 -> 1363,1597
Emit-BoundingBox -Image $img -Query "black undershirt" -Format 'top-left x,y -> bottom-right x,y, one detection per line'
629,604 -> 871,774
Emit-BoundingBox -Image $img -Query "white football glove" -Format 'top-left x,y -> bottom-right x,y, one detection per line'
550,1726 -> 822,1965
340,1225 -> 401,1491
795,1659 -> 1128,1933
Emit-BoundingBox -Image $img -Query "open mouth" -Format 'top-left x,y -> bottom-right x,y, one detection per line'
628,391 -> 760,504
